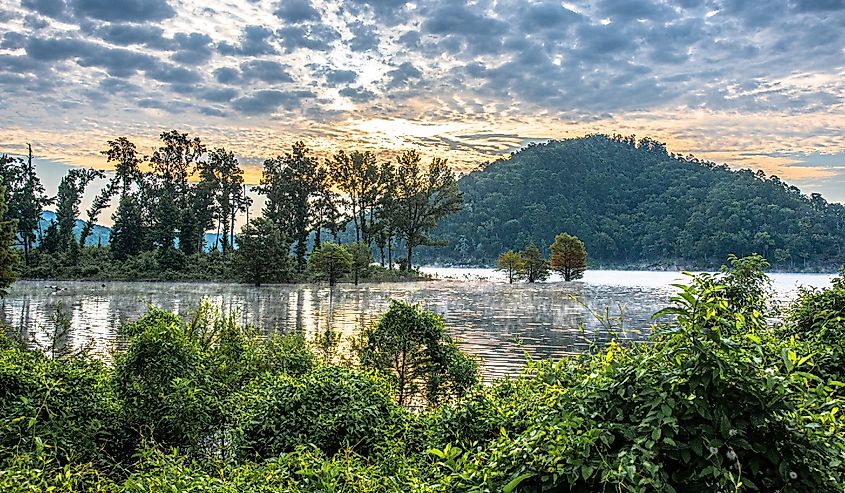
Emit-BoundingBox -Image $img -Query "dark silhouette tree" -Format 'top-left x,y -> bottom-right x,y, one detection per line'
110,196 -> 145,260
234,217 -> 291,286
0,183 -> 19,296
392,150 -> 462,271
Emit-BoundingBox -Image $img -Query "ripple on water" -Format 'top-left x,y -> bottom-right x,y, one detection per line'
1,269 -> 834,379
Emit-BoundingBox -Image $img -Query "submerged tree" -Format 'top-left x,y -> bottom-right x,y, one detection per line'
357,300 -> 478,406
309,242 -> 352,286
549,233 -> 587,281
519,243 -> 549,283
392,150 -> 463,271
496,250 -> 524,284
234,218 -> 291,286
348,241 -> 372,286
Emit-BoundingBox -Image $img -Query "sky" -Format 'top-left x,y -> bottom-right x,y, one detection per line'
1,0 -> 844,216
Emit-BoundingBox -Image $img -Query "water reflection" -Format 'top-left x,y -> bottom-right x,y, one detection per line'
1,270 -> 834,379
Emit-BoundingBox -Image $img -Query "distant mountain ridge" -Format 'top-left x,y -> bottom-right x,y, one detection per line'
38,211 -> 222,251
39,211 -> 111,247
417,134 -> 845,270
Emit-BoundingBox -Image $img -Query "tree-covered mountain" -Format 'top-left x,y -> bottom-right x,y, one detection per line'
418,134 -> 845,270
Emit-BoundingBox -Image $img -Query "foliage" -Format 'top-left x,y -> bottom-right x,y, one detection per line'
418,134 -> 845,270
549,232 -> 587,281
235,217 -> 292,286
0,184 -> 19,296
496,250 -> 524,284
309,242 -> 353,286
4,257 -> 845,492
357,300 -> 479,407
233,367 -> 404,459
519,243 -> 549,283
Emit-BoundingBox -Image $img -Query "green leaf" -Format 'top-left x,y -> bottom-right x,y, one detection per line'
502,473 -> 534,493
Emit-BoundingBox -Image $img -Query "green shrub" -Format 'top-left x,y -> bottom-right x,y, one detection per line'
0,343 -> 118,466
233,367 -> 405,460
112,308 -> 215,453
358,300 -> 479,407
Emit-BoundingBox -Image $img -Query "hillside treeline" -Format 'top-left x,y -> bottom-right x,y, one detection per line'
420,134 -> 845,270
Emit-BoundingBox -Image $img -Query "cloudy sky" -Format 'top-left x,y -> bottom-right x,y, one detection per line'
1,0 -> 844,203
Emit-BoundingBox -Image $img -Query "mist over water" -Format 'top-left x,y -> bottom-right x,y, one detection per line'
1,269 -> 834,379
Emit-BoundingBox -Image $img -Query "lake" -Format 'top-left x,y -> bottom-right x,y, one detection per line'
1,268 -> 835,379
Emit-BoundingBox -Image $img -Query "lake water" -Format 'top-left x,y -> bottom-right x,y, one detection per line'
1,269 -> 835,379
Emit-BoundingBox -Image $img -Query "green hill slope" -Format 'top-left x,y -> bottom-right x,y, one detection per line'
418,134 -> 845,270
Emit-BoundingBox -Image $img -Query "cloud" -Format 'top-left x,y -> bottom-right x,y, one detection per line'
232,89 -> 316,115
385,61 -> 422,88
277,23 -> 340,52
239,60 -> 294,83
218,25 -> 278,56
274,0 -> 320,22
348,21 -> 380,52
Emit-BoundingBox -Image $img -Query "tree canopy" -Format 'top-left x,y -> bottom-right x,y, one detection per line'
419,134 -> 845,270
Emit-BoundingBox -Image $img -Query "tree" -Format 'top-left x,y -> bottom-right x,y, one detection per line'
205,148 -> 248,256
496,250 -> 524,283
357,300 -> 478,407
549,233 -> 587,281
257,142 -> 321,272
110,196 -> 145,260
0,147 -> 51,265
392,150 -> 463,271
309,242 -> 352,286
329,150 -> 384,245
0,184 -> 19,296
80,137 -> 145,247
43,168 -> 104,252
148,131 -> 205,252
519,243 -> 549,283
234,218 -> 291,286
348,241 -> 372,286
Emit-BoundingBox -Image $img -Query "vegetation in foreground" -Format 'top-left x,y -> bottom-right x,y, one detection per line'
2,256 -> 845,492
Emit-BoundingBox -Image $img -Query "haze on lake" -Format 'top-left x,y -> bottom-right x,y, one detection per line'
2,268 -> 834,379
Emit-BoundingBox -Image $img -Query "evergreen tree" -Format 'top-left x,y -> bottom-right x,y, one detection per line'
235,217 -> 291,286
110,196 -> 144,260
519,243 -> 549,283
550,233 -> 588,281
309,242 -> 352,286
44,168 -> 103,252
0,184 -> 19,296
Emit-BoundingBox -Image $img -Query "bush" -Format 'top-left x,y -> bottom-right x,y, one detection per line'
233,367 -> 405,460
112,308 -> 214,454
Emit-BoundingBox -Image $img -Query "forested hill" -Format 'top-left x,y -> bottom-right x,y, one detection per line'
417,134 -> 845,270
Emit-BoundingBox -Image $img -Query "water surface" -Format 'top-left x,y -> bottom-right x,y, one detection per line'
1,269 -> 834,378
